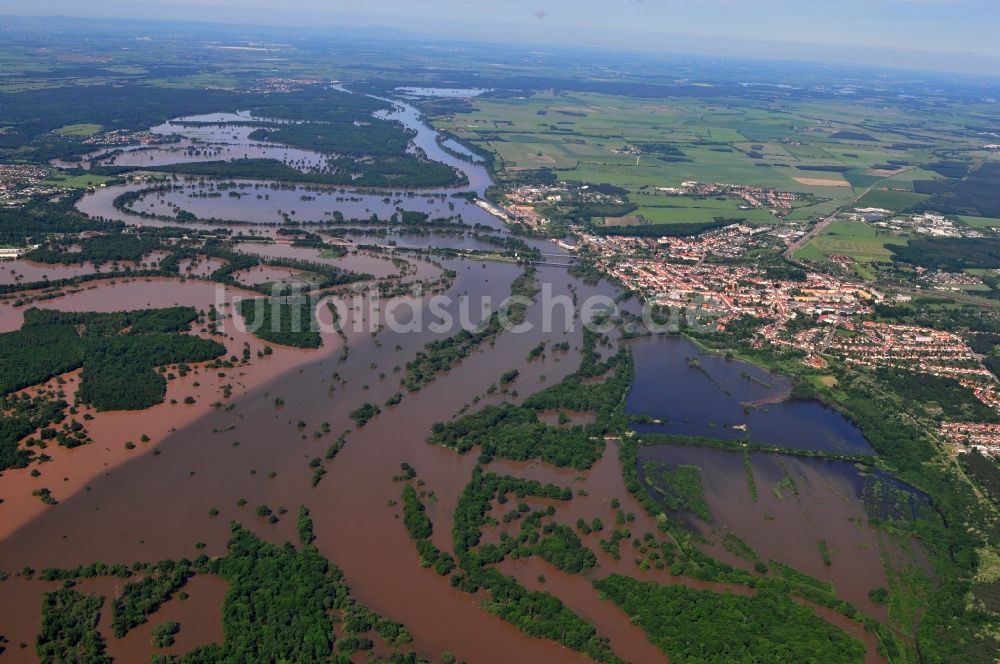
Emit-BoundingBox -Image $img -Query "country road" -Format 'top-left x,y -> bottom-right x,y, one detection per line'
782,208 -> 840,261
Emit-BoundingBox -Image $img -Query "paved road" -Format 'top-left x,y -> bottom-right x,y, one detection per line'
782,208 -> 840,261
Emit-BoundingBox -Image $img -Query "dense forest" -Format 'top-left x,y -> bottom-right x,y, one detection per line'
640,461 -> 712,521
872,369 -> 1000,422
0,395 -> 67,471
961,450 -> 1000,506
36,588 -> 110,663
594,575 -> 865,663
887,236 -> 1000,271
428,327 -> 631,469
449,468 -> 619,663
0,307 -> 224,411
917,162 -> 1000,218
26,234 -> 161,266
111,562 -> 194,638
237,297 -> 322,348
429,404 -> 603,469
26,511 -> 428,662
0,84 -> 251,158
0,194 -> 119,246
401,484 -> 456,575
247,121 -> 411,158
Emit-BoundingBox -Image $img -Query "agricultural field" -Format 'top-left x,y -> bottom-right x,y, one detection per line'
855,189 -> 931,212
614,200 -> 778,226
959,215 -> 1000,228
794,219 -> 900,263
434,89 -> 990,232
626,191 -> 790,222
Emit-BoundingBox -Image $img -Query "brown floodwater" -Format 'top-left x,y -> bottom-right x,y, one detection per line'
77,178 -> 504,233
176,256 -> 228,278
60,111 -> 334,173
635,443 -> 929,624
6,252 -> 892,662
4,92 -> 899,661
0,263 -> 622,663
496,557 -> 667,664
0,260 -> 117,286
0,251 -> 170,287
0,277 -> 326,540
0,573 -> 227,662
230,264 -> 319,287
0,254 -> 890,662
232,241 -> 403,280
0,277 -> 258,332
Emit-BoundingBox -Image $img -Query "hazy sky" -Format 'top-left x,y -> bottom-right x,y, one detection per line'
3,0 -> 999,74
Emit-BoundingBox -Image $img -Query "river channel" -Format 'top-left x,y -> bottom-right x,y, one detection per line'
0,87 -> 894,663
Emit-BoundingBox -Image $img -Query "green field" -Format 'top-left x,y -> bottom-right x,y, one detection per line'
42,172 -> 117,188
619,205 -> 777,226
855,189 -> 930,211
795,219 -> 899,262
959,215 -> 1000,228
434,89 -> 983,229
52,123 -> 102,137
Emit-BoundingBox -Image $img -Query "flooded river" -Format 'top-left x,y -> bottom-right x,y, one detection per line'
0,87 -> 897,663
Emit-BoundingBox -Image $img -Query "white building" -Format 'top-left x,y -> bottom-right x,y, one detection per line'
0,245 -> 36,260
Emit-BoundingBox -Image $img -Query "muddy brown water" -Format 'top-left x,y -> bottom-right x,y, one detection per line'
176,256 -> 228,278
0,206 -> 891,664
232,241 -> 404,280
1,93 -> 896,661
77,178 -> 506,235
0,260 -> 121,286
0,574 -> 227,663
0,260 -> 889,663
0,263 -> 634,663
230,264 -> 320,287
0,251 -> 171,287
636,443 -> 928,625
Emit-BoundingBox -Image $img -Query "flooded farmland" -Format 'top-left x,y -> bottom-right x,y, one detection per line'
635,442 -> 929,618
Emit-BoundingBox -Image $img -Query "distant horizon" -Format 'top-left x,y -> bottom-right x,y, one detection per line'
1,1 -> 999,77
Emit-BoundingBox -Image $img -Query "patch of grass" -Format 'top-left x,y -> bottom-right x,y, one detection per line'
42,172 -> 117,188
795,220 -> 898,263
52,123 -> 102,137
818,539 -> 833,566
855,189 -> 929,211
959,215 -> 1000,228
626,204 -> 776,226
